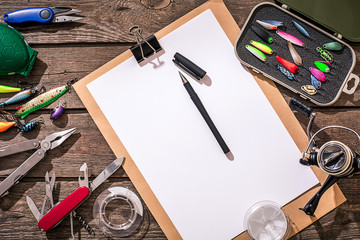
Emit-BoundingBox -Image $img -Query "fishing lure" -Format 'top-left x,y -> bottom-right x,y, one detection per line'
250,40 -> 273,54
323,42 -> 342,51
276,56 -> 299,74
0,83 -> 42,107
311,75 -> 321,89
309,67 -> 326,82
15,78 -> 77,119
287,41 -> 302,66
0,121 -> 16,132
50,102 -> 66,121
0,85 -> 22,93
276,31 -> 305,47
262,20 -> 283,27
276,64 -> 295,80
314,61 -> 330,73
256,20 -> 277,30
250,25 -> 273,44
316,47 -> 333,63
18,119 -> 43,133
301,85 -> 317,95
292,20 -> 309,38
246,45 -> 267,62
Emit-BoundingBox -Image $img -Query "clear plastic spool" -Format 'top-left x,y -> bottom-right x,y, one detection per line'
244,201 -> 290,240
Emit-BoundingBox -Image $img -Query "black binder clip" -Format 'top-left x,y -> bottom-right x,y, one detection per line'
129,26 -> 163,66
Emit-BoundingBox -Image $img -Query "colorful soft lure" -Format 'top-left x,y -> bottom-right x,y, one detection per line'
311,75 -> 322,89
0,84 -> 22,93
246,45 -> 267,62
276,55 -> 299,74
323,42 -> 342,51
250,25 -> 273,44
0,83 -> 42,107
256,20 -> 277,30
288,41 -> 302,66
0,121 -> 16,132
316,47 -> 333,63
15,78 -> 77,119
314,61 -> 330,73
301,85 -> 317,95
250,40 -> 273,54
309,67 -> 326,82
276,64 -> 295,80
262,20 -> 283,27
276,30 -> 305,47
292,20 -> 310,38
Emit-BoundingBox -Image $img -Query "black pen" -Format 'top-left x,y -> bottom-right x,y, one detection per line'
179,71 -> 233,160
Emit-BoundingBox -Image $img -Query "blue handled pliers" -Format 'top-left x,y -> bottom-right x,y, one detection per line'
4,7 -> 82,24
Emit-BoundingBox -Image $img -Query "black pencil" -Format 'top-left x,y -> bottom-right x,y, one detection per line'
179,71 -> 233,160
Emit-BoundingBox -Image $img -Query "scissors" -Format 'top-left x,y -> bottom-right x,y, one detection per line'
4,7 -> 82,24
0,128 -> 77,198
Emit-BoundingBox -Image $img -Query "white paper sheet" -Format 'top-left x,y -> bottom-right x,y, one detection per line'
87,10 -> 318,240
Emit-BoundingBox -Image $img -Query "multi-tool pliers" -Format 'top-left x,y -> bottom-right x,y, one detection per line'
27,156 -> 124,239
0,128 -> 77,198
4,7 -> 82,25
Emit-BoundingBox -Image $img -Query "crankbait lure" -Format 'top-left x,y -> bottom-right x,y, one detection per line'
18,119 -> 43,133
292,20 -> 309,38
250,40 -> 273,54
288,41 -> 302,66
276,64 -> 295,80
276,56 -> 299,74
0,85 -> 22,93
316,47 -> 333,63
15,78 -> 77,119
323,42 -> 342,51
262,20 -> 283,27
311,75 -> 322,89
309,67 -> 326,82
276,30 -> 304,47
246,45 -> 267,62
0,83 -> 42,107
301,85 -> 317,95
0,121 -> 16,132
256,20 -> 277,30
314,61 -> 330,73
50,102 -> 66,121
250,25 -> 273,44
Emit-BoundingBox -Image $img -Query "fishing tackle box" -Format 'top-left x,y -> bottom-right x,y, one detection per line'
234,1 -> 359,106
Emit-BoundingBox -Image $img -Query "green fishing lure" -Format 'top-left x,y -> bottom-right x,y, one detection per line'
323,42 -> 342,51
15,79 -> 77,119
0,23 -> 38,77
316,47 -> 333,63
314,61 -> 330,73
250,40 -> 273,55
246,45 -> 267,62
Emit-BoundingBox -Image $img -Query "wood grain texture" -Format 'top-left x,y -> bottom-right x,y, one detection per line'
0,0 -> 359,239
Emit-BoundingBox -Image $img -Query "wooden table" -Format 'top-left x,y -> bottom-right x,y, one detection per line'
0,0 -> 359,239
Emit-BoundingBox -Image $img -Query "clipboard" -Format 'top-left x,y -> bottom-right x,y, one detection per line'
73,1 -> 346,239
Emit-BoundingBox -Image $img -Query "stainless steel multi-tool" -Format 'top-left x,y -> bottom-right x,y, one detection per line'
0,128 -> 77,198
26,156 -> 124,239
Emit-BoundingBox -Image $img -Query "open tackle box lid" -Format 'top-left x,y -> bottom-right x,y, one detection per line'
276,0 -> 360,42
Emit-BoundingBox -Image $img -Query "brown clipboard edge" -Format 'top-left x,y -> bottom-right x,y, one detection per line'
73,1 -> 346,239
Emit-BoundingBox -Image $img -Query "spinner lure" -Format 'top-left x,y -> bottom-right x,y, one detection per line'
276,56 -> 299,74
316,47 -> 333,63
256,20 -> 277,30
276,64 -> 295,80
288,41 -> 302,66
314,61 -> 330,73
246,45 -> 267,62
250,25 -> 273,44
323,42 -> 342,51
309,67 -> 326,82
311,75 -> 321,89
276,30 -> 305,47
0,83 -> 42,107
15,78 -> 77,119
250,40 -> 273,54
301,85 -> 317,95
292,20 -> 309,38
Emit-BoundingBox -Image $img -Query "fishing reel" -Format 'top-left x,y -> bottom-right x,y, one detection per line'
289,98 -> 360,216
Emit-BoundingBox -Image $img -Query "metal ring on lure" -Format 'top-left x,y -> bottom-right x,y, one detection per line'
261,20 -> 283,27
276,55 -> 299,74
311,75 -> 322,89
250,40 -> 273,54
316,47 -> 333,63
292,20 -> 310,38
276,30 -> 305,47
246,45 -> 267,62
276,64 -> 295,80
309,67 -> 326,82
256,20 -> 277,30
314,61 -> 330,73
250,25 -> 273,44
288,41 -> 302,66
323,42 -> 342,51
301,85 -> 317,95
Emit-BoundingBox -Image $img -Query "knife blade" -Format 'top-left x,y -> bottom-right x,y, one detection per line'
90,156 -> 124,192
26,196 -> 41,222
